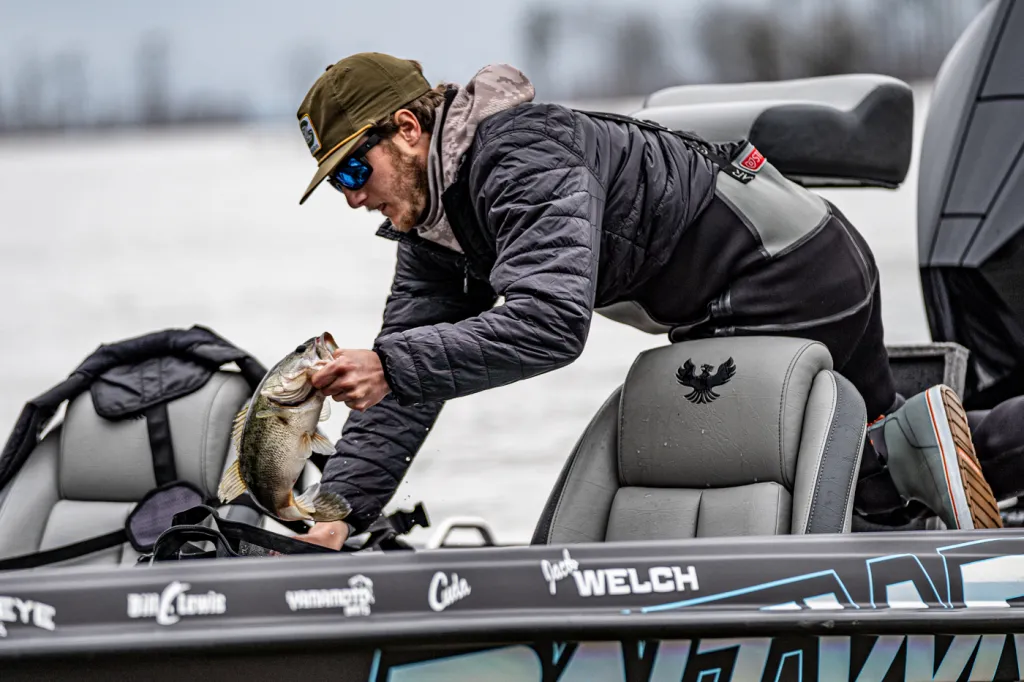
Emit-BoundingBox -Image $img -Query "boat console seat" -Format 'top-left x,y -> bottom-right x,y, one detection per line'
630,73 -> 914,189
532,336 -> 867,544
0,370 -> 259,567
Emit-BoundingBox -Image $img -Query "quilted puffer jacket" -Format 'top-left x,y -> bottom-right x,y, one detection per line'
321,97 -> 875,533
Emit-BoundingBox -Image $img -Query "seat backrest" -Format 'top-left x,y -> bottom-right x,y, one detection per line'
532,337 -> 866,544
0,370 -> 252,567
632,73 -> 914,189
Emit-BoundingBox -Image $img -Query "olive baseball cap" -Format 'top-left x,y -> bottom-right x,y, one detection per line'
296,52 -> 431,204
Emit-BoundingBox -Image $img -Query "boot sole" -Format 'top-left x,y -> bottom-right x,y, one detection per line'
928,386 -> 1003,530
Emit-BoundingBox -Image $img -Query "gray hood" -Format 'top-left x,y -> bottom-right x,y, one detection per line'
415,64 -> 535,253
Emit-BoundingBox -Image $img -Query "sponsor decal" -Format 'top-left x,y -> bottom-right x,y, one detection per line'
541,549 -> 580,595
541,549 -> 699,597
299,114 -> 322,156
676,357 -> 736,405
574,565 -> 700,598
739,146 -> 766,172
127,581 -> 226,626
285,574 -> 374,617
428,572 -> 472,613
0,596 -> 56,637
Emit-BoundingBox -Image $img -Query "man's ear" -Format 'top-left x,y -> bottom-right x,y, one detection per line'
393,109 -> 423,147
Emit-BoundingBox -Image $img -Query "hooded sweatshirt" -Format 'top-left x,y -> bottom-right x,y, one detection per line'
414,64 -> 536,253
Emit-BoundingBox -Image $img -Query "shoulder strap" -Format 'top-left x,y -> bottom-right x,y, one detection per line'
145,404 -> 177,486
573,108 -> 759,185
0,530 -> 127,571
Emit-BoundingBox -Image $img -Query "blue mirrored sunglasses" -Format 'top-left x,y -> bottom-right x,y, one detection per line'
327,134 -> 382,192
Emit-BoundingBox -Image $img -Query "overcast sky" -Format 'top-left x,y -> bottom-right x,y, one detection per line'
0,0 -> 708,121
0,0 -> 985,124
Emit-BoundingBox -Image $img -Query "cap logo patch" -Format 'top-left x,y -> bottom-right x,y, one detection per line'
299,114 -> 322,156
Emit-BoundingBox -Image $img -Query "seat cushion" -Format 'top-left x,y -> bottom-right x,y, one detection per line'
0,370 -> 254,567
40,500 -> 136,567
605,483 -> 791,541
532,389 -> 622,545
533,336 -> 866,544
618,337 -> 832,489
59,371 -> 251,501
790,371 -> 866,534
0,429 -> 62,560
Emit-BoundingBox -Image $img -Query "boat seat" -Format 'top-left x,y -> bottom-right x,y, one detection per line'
631,73 -> 914,189
0,370 -> 263,568
532,336 -> 867,544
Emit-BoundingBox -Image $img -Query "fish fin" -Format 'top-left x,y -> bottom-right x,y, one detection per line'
294,484 -> 352,523
292,483 -> 320,517
311,491 -> 353,524
278,493 -> 310,522
311,430 -> 335,455
319,401 -> 331,422
217,460 -> 248,503
231,402 -> 249,451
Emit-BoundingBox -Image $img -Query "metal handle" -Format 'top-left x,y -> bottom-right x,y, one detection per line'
425,516 -> 498,549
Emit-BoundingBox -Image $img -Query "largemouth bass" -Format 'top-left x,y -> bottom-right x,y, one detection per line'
217,332 -> 350,523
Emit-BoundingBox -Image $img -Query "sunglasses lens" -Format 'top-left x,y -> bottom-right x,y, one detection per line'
330,157 -> 371,191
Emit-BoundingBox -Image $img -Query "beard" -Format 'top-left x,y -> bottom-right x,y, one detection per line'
382,139 -> 429,232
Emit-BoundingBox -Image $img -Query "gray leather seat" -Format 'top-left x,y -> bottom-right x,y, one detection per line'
0,370 -> 252,567
632,73 -> 914,190
532,336 -> 867,544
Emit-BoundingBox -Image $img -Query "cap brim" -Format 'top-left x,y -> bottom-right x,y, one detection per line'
298,135 -> 364,205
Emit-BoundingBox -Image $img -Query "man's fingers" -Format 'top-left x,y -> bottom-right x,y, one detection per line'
310,367 -> 335,389
321,377 -> 353,397
311,356 -> 354,389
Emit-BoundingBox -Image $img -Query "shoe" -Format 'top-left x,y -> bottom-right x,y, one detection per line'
867,385 -> 1002,530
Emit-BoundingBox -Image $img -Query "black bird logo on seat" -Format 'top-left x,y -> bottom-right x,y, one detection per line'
676,358 -> 736,404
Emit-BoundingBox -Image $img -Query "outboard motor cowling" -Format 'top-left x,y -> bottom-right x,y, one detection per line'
917,0 -> 1024,409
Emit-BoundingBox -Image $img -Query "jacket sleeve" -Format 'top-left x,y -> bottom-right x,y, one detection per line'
319,240 -> 496,533
374,129 -> 606,406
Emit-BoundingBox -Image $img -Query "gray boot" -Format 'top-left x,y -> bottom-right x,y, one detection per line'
867,385 -> 1002,530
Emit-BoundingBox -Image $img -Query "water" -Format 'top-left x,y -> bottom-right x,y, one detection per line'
0,86 -> 934,545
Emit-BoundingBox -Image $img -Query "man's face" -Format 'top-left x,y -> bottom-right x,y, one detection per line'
338,115 -> 430,232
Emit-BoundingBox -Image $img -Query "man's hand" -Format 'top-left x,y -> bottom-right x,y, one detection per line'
297,521 -> 349,550
311,349 -> 390,410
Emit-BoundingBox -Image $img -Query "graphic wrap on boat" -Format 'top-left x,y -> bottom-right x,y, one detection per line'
0,533 -> 1024,682
369,634 -> 1024,682
630,536 -> 1024,614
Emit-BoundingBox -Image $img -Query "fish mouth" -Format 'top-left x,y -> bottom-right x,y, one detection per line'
316,331 -> 338,356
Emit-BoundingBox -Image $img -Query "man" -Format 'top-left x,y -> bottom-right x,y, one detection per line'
292,52 -> 1003,549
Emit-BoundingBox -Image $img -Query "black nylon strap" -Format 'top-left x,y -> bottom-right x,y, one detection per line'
386,503 -> 429,535
144,404 -> 177,485
224,493 -> 311,535
0,530 -> 126,570
154,505 -> 336,560
573,109 -> 757,184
